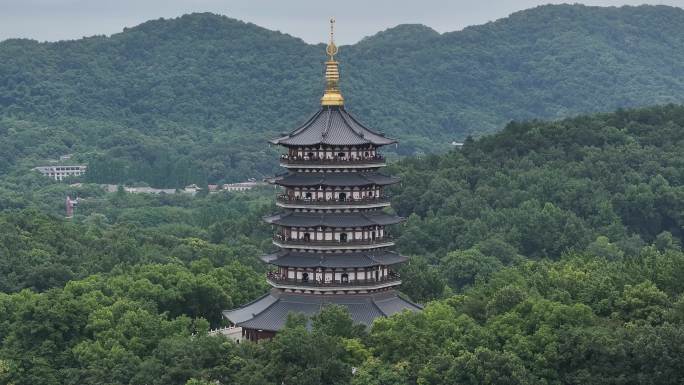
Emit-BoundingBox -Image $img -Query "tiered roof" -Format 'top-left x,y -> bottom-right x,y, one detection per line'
223,289 -> 421,332
222,19 -> 420,337
269,107 -> 397,147
264,211 -> 403,227
273,171 -> 399,187
261,250 -> 408,268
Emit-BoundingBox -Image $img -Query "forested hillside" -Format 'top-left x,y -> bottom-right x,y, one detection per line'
1,104 -> 683,384
392,104 -> 684,301
2,4 -> 684,186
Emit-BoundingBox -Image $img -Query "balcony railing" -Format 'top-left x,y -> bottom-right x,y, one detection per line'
273,234 -> 394,247
266,271 -> 401,288
276,195 -> 390,206
280,155 -> 385,166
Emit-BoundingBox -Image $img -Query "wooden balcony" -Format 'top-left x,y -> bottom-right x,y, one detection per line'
279,155 -> 385,169
272,235 -> 395,250
275,195 -> 390,209
266,272 -> 401,292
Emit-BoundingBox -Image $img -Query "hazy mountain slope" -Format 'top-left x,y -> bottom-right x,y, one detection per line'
1,4 -> 684,186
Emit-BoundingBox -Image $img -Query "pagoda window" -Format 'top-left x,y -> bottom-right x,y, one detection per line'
339,233 -> 348,242
338,152 -> 346,158
305,192 -> 312,199
338,192 -> 347,201
303,233 -> 311,242
341,273 -> 349,283
302,272 -> 309,282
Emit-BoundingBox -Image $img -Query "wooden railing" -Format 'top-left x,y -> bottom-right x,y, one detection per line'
280,155 -> 385,165
273,234 -> 394,247
276,195 -> 389,206
266,272 -> 401,287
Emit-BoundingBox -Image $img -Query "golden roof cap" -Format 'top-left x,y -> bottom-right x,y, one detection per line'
321,17 -> 344,107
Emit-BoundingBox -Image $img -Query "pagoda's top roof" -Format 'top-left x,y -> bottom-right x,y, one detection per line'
264,210 -> 403,228
269,106 -> 397,147
273,171 -> 399,187
261,250 -> 408,268
223,289 -> 421,332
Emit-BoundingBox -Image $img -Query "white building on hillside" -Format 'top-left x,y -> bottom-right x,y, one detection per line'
34,165 -> 87,181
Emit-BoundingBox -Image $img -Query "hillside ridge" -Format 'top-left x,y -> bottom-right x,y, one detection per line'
2,4 -> 684,186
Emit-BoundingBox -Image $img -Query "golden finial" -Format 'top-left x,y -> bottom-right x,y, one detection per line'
326,17 -> 338,60
321,17 -> 344,106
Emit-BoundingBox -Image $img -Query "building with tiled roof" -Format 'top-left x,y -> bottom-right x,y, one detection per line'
223,19 -> 421,341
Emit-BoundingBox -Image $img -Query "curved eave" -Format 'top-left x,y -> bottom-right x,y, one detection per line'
223,290 -> 421,332
274,172 -> 400,188
260,251 -> 409,268
280,162 -> 386,170
270,138 -> 398,147
268,277 -> 402,292
273,239 -> 395,251
269,107 -> 397,147
275,200 -> 390,210
264,211 -> 405,228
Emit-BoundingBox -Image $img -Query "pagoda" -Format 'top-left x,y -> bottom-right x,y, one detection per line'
223,19 -> 421,341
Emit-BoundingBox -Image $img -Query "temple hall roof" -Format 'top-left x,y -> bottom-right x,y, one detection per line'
273,171 -> 399,187
269,106 -> 397,147
264,211 -> 403,228
223,289 -> 421,332
261,250 -> 408,268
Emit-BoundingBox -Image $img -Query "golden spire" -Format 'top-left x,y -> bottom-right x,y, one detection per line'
321,17 -> 344,106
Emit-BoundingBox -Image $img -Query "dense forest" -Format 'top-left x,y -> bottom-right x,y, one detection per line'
3,4 -> 684,186
391,104 -> 684,300
1,104 -> 683,384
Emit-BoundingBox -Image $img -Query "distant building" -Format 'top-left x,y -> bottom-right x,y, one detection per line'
65,196 -> 77,218
59,154 -> 73,161
451,141 -> 464,148
129,187 -> 177,194
98,181 -> 265,196
222,181 -> 264,192
34,165 -> 87,181
183,184 -> 201,194
102,184 -> 176,194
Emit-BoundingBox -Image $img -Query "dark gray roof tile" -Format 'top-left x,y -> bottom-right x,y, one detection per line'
270,107 -> 396,147
274,172 -> 399,187
223,290 -> 421,332
264,211 -> 403,227
261,250 -> 408,268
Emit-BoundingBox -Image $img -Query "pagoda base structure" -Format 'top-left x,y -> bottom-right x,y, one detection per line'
223,288 -> 420,341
